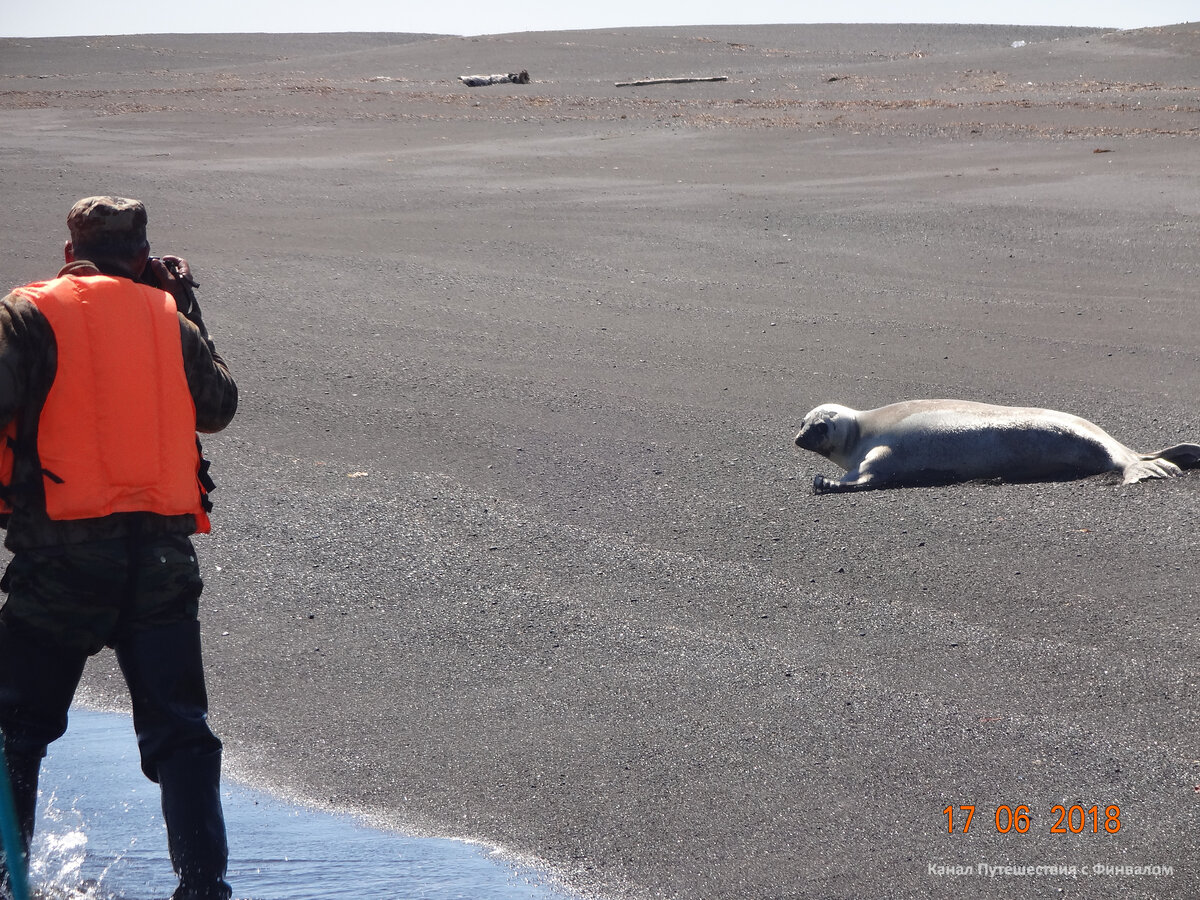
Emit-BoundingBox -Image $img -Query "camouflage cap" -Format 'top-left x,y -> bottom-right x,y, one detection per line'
66,196 -> 148,242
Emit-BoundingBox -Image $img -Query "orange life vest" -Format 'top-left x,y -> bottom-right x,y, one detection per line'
2,274 -> 210,532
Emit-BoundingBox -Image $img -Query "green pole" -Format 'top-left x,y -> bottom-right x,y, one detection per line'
0,734 -> 32,900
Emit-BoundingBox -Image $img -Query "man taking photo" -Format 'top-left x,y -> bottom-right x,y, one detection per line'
0,196 -> 238,900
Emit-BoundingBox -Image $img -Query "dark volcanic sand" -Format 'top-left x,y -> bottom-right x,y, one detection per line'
2,22 -> 1198,900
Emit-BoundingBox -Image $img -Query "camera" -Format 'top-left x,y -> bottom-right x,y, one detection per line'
137,256 -> 199,318
136,255 -> 185,286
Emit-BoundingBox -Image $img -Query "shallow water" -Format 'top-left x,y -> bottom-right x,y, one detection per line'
27,708 -> 576,900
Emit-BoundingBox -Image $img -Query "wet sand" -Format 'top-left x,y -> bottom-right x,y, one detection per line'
36,708 -> 570,899
2,22 -> 1198,900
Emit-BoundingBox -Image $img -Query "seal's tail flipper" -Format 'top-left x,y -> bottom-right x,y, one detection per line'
1146,442 -> 1200,470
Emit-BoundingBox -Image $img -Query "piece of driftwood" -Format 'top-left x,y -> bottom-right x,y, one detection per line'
614,75 -> 728,87
459,70 -> 530,87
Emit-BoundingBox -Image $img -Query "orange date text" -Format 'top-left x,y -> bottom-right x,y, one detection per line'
943,804 -> 1121,835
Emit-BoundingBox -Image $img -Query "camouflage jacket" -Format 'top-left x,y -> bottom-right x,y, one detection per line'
0,260 -> 238,550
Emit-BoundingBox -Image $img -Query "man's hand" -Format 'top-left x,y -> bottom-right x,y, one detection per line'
147,255 -> 198,292
147,255 -> 207,335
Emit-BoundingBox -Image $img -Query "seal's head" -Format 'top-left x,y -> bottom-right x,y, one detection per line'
794,403 -> 858,461
65,196 -> 150,275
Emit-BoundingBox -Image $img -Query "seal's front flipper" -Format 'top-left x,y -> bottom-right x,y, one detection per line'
812,471 -> 877,494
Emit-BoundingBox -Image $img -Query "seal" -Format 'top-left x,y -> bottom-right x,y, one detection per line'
794,399 -> 1200,494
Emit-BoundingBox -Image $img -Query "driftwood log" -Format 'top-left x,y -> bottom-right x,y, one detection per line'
459,70 -> 530,87
614,75 -> 729,87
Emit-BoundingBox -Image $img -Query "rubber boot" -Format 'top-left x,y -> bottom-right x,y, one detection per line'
0,749 -> 38,900
6,750 -> 38,852
158,749 -> 232,900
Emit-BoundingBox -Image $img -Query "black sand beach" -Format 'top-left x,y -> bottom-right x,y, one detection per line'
2,23 -> 1198,900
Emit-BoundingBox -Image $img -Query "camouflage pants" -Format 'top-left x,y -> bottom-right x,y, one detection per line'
0,533 -> 222,778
